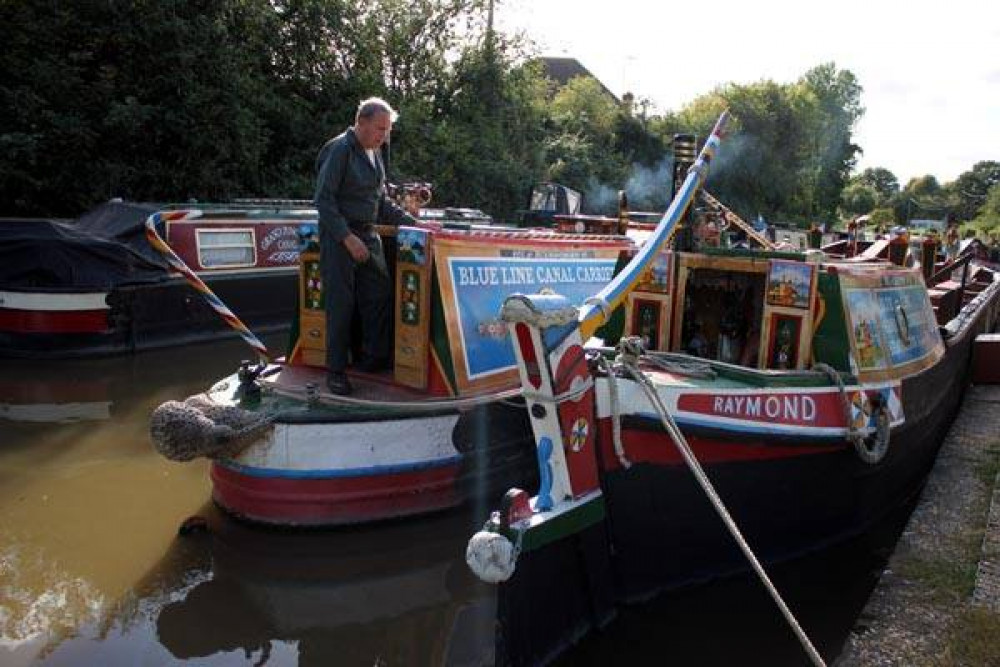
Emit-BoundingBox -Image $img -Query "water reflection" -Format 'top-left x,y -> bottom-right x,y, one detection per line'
0,338 -> 496,666
154,509 -> 495,666
0,340 -> 267,663
0,335 -> 913,666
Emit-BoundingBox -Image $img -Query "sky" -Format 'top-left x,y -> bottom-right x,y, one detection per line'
496,0 -> 999,186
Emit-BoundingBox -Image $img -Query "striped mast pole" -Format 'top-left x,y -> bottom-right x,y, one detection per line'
577,109 -> 730,341
144,210 -> 271,362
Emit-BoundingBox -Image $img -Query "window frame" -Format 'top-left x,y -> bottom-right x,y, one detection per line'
195,227 -> 258,269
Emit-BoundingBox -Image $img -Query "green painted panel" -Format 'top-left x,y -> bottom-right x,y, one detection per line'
812,272 -> 852,372
429,265 -> 457,390
520,495 -> 606,552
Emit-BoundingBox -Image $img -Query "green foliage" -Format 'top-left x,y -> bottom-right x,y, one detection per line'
948,160 -> 1000,222
854,167 -> 900,206
543,76 -> 629,203
841,181 -> 878,215
0,4 -> 990,227
868,207 -> 897,229
969,183 -> 1000,239
667,64 -> 862,225
404,44 -> 550,222
893,174 -> 951,224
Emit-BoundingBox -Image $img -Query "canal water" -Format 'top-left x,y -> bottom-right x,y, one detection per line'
0,336 -> 912,666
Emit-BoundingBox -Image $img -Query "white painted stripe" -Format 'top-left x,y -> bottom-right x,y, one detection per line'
0,291 -> 109,311
232,414 -> 462,472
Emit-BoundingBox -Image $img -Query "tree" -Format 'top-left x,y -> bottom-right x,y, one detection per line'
1,1 -> 287,214
947,160 -> 1000,222
665,64 -> 864,226
972,182 -> 1000,232
854,167 -> 899,206
868,207 -> 896,230
895,175 -> 948,223
840,182 -> 878,216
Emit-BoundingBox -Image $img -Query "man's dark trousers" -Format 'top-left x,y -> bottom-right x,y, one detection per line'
321,224 -> 392,373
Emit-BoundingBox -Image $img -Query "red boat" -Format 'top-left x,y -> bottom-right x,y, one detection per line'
0,200 -> 314,358
151,217 -> 634,526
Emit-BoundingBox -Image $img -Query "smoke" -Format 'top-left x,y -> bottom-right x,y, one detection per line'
707,132 -> 760,183
585,156 -> 675,215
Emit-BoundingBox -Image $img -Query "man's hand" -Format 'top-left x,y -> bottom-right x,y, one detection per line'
343,233 -> 370,263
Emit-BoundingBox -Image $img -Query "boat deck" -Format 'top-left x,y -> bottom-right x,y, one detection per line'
263,363 -> 442,402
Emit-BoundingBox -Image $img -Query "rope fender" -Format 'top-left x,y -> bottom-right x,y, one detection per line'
465,530 -> 519,584
812,363 -> 890,465
150,394 -> 274,462
466,512 -> 525,584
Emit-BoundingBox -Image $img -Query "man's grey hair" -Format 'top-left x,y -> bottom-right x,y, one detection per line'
356,97 -> 398,123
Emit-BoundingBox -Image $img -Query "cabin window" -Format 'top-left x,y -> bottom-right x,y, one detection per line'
680,268 -> 766,367
196,229 -> 256,268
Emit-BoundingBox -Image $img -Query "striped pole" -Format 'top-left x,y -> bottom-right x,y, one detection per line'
144,210 -> 271,361
578,109 -> 731,341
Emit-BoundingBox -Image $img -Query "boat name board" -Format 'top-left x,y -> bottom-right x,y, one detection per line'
677,390 -> 844,427
434,237 -> 628,393
455,264 -> 615,288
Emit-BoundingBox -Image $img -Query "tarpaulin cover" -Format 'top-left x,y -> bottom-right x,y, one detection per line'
0,202 -> 170,290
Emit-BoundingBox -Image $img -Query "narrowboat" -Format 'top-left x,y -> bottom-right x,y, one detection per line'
0,200 -> 316,358
463,111 -> 1000,666
150,213 -> 634,526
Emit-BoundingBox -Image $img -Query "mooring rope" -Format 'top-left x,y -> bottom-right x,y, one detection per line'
143,209 -> 271,362
594,354 -> 630,468
619,355 -> 826,667
286,384 -> 524,411
272,372 -> 601,413
812,362 -> 863,447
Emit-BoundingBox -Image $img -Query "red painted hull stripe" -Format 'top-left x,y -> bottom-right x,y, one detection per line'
217,454 -> 463,479
210,461 -> 462,524
597,418 -> 842,469
0,308 -> 109,333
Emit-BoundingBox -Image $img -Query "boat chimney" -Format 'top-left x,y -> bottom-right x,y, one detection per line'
617,190 -> 629,235
672,134 -> 698,252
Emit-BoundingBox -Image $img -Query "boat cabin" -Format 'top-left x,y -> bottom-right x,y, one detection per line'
288,223 -> 633,396
158,204 -> 318,273
621,245 -> 946,383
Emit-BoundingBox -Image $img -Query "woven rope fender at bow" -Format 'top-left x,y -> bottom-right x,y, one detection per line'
465,514 -> 524,584
150,393 -> 275,462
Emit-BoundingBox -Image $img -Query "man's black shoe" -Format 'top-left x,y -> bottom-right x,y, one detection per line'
326,372 -> 352,396
355,356 -> 392,373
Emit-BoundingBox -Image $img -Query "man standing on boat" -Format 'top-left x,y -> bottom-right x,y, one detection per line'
314,97 -> 418,395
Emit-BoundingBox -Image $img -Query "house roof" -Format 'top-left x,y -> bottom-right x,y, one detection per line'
537,57 -> 619,101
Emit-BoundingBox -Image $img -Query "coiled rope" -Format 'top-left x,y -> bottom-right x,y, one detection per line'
619,347 -> 826,667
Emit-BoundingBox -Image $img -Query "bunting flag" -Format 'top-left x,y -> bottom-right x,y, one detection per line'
144,209 -> 271,362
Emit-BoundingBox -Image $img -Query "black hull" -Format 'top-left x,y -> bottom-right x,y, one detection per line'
453,401 -> 541,503
0,270 -> 296,359
495,295 -> 995,666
